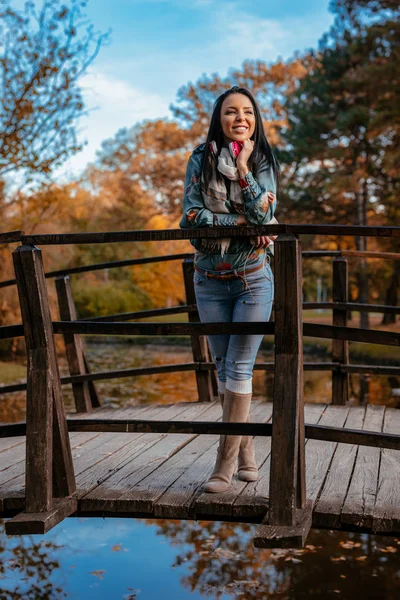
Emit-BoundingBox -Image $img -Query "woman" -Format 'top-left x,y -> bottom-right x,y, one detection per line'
180,86 -> 279,493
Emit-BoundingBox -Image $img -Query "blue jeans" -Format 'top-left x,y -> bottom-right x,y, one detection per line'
194,261 -> 274,394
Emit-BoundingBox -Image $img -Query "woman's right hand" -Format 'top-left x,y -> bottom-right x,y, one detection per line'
237,214 -> 248,225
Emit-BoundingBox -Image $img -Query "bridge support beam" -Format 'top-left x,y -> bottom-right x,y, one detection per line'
255,235 -> 311,548
6,245 -> 76,535
55,275 -> 100,412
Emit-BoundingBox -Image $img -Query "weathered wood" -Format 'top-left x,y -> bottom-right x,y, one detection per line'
51,319 -> 400,346
78,402 -> 213,511
55,276 -> 95,412
305,405 -> 349,504
0,231 -> 24,244
66,418 -> 273,437
45,253 -> 193,278
1,402 -> 400,541
304,301 -> 400,314
0,253 -> 194,289
81,305 -> 194,322
3,360 -> 398,397
82,354 -> 101,408
12,245 -> 76,501
65,362 -> 198,384
313,406 -> 365,528
121,402 -> 223,516
254,501 -> 313,549
341,405 -> 385,529
5,497 -> 77,535
3,412 -> 400,450
2,248 -> 397,290
332,257 -> 349,405
71,403 -> 177,479
304,323 -> 400,346
372,408 -> 400,533
20,224 -> 400,246
0,432 -> 101,513
302,250 -> 400,260
25,348 -> 53,513
269,235 -> 305,526
0,324 -> 24,339
0,436 -> 25,453
182,258 -> 215,402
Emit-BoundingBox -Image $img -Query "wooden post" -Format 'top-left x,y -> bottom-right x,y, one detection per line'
182,258 -> 216,402
256,234 -> 311,548
25,348 -> 53,512
6,245 -> 77,535
55,276 -> 100,412
332,257 -> 349,405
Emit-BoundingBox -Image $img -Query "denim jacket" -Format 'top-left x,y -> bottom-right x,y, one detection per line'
179,143 -> 277,272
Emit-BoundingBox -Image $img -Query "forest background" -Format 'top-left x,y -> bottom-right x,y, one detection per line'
0,0 -> 399,350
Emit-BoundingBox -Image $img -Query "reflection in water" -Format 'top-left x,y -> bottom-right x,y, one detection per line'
1,344 -> 400,597
1,517 -> 400,599
0,519 -> 65,599
147,520 -> 400,599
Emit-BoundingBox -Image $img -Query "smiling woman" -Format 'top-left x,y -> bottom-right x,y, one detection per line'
180,86 -> 280,494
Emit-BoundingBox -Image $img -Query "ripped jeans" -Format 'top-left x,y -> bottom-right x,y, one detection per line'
194,261 -> 274,394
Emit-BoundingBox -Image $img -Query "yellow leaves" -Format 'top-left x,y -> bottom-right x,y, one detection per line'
339,540 -> 361,549
89,570 -> 106,580
379,546 -> 397,553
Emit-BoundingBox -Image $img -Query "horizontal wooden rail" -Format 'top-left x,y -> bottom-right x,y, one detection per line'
1,248 -> 398,289
0,231 -> 24,244
304,302 -> 400,314
19,224 -> 400,245
2,360 -> 398,395
304,323 -> 399,346
80,305 -> 195,322
303,250 -> 400,260
0,253 -> 194,289
0,324 -> 24,340
1,418 -> 400,451
49,320 -> 400,346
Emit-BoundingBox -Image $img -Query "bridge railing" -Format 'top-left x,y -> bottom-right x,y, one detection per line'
1,233 -> 399,409
0,224 -> 399,543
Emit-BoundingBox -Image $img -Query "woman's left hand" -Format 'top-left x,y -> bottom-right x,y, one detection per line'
251,236 -> 272,248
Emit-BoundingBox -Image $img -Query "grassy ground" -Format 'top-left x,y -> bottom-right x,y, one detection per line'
0,361 -> 26,384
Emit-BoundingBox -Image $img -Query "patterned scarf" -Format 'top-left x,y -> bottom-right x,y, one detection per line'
200,141 -> 277,256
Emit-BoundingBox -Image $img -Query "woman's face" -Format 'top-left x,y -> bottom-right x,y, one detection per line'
220,93 -> 256,142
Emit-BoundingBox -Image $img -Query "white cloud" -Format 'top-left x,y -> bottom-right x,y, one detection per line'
57,70 -> 170,180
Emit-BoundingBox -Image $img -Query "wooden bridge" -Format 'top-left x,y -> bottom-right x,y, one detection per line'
0,224 -> 399,547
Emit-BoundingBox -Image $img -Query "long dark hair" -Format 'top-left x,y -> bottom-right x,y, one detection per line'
201,86 -> 280,194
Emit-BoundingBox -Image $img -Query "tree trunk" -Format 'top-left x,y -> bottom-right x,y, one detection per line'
354,185 -> 370,329
382,262 -> 399,325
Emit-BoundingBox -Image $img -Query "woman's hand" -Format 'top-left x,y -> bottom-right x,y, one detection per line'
237,214 -> 248,225
237,139 -> 254,175
250,236 -> 274,248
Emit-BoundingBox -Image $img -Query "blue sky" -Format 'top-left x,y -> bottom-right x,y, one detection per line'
55,0 -> 336,176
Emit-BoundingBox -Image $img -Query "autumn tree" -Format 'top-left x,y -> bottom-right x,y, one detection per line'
95,58 -> 310,217
0,0 -> 109,181
282,0 -> 400,325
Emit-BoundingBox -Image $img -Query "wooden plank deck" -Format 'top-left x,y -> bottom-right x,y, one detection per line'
1,401 -> 400,536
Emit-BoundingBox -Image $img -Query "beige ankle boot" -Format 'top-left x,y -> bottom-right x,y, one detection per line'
219,392 -> 258,483
204,390 -> 252,493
